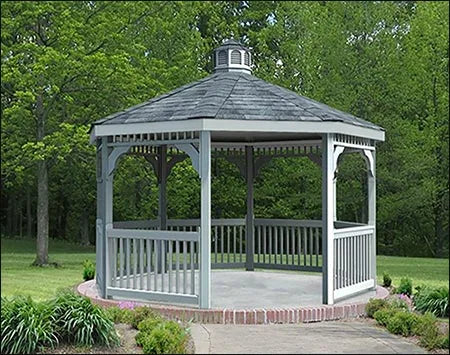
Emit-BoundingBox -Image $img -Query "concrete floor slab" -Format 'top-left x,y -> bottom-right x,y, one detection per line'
190,321 -> 427,354
210,270 -> 376,308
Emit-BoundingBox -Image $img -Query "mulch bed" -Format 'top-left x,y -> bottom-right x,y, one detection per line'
42,322 -> 196,354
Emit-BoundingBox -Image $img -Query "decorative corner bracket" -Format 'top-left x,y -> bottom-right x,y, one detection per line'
107,146 -> 131,176
175,143 -> 201,177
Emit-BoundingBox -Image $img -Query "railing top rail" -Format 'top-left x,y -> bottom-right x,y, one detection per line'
107,227 -> 200,242
255,218 -> 322,228
334,220 -> 366,229
334,225 -> 374,239
113,218 -> 324,229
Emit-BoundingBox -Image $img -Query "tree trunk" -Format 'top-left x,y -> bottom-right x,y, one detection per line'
34,88 -> 49,265
35,159 -> 49,265
27,188 -> 33,238
434,190 -> 445,258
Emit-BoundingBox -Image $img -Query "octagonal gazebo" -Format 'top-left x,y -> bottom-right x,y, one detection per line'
90,39 -> 385,309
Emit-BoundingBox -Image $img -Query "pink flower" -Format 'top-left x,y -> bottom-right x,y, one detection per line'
118,301 -> 137,310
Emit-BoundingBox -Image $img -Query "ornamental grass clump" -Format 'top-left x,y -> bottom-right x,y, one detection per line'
1,297 -> 58,354
413,286 -> 449,318
51,290 -> 119,347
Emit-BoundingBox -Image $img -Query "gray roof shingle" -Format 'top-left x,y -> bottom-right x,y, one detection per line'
94,71 -> 382,131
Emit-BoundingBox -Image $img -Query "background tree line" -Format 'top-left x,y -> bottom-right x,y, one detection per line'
1,1 -> 448,260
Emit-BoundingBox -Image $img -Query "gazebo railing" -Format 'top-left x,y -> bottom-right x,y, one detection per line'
112,218 -> 323,272
254,219 -> 322,272
333,225 -> 376,300
106,226 -> 200,306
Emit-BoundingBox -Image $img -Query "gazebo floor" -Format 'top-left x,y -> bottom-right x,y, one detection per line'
78,270 -> 388,324
210,270 -> 378,308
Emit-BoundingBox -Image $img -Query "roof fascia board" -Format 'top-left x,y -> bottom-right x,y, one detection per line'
91,119 -> 385,143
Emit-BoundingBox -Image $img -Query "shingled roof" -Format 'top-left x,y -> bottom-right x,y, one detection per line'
94,71 -> 382,131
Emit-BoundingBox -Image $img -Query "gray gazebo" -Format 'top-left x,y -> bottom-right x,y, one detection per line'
90,40 -> 385,309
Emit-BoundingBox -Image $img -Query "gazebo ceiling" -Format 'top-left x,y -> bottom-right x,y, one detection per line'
91,39 -> 384,143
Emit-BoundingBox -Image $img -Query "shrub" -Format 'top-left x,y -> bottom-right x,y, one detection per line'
382,272 -> 392,288
82,260 -> 95,281
1,297 -> 58,354
373,308 -> 397,327
131,306 -> 159,329
365,298 -> 388,318
385,311 -> 419,336
105,306 -> 134,324
411,312 -> 437,336
52,290 -> 119,347
414,286 -> 449,318
419,322 -> 447,350
139,321 -> 187,354
135,317 -> 163,346
388,296 -> 411,311
396,277 -> 413,296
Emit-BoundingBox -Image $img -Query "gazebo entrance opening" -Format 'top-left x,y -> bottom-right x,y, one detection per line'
91,39 -> 383,309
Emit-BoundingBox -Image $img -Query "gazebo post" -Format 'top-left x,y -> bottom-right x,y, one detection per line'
322,134 -> 335,305
245,146 -> 255,271
199,131 -> 211,309
368,151 -> 376,290
157,145 -> 168,273
96,136 -> 113,298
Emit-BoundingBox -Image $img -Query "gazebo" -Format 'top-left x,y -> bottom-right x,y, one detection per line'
90,39 -> 385,309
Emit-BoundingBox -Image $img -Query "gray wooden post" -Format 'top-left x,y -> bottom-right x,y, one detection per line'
96,136 -> 113,298
245,146 -> 255,271
322,134 -> 334,305
368,150 -> 376,289
199,131 -> 211,309
158,145 -> 168,230
157,145 -> 167,273
333,177 -> 337,221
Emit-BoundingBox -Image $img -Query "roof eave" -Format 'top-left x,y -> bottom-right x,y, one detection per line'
90,118 -> 385,144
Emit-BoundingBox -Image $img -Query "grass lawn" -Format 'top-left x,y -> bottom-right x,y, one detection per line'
1,237 -> 448,300
1,237 -> 95,300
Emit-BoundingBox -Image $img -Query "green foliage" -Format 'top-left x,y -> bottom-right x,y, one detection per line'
365,298 -> 388,318
138,321 -> 188,354
82,259 -> 95,281
1,1 -> 449,260
388,298 -> 410,311
373,307 -> 448,350
385,311 -> 419,336
418,321 -> 448,350
131,306 -> 160,329
51,290 -> 119,347
135,317 -> 164,346
1,297 -> 58,354
105,306 -> 135,324
411,312 -> 437,336
373,308 -> 398,327
382,272 -> 392,288
414,286 -> 449,317
396,278 -> 413,296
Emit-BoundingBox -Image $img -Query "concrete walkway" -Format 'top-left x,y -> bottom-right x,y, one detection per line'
190,321 -> 427,354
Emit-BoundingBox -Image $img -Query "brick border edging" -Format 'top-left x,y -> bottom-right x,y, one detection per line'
77,281 -> 389,325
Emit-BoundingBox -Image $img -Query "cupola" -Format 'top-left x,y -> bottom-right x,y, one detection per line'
213,39 -> 252,74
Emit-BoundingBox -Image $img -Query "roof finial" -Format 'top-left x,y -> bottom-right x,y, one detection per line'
213,39 -> 251,74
